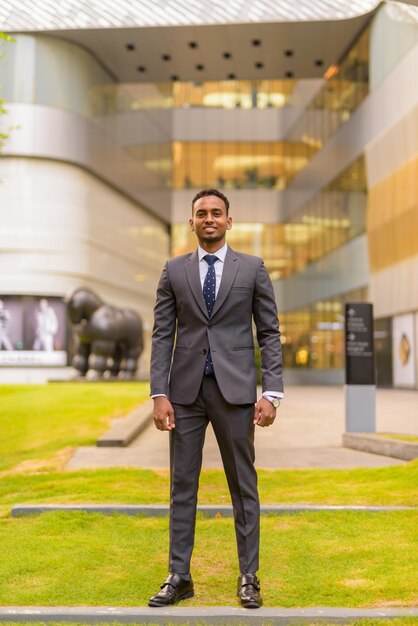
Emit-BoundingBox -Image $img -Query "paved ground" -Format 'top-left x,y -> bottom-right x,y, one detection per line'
67,385 -> 418,470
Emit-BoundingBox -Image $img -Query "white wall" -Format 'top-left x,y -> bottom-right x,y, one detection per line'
0,35 -> 172,221
0,157 -> 170,377
369,4 -> 418,90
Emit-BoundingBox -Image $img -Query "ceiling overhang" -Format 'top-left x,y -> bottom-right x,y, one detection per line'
1,1 -> 417,82
44,15 -> 372,83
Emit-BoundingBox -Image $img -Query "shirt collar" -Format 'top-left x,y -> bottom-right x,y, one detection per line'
198,242 -> 228,263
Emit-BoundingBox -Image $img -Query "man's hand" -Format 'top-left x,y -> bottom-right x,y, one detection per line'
253,397 -> 277,427
153,396 -> 175,431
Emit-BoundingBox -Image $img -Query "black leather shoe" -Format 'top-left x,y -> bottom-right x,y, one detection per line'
148,573 -> 194,607
237,573 -> 262,608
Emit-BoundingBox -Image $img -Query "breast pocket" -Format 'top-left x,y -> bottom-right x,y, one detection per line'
229,286 -> 253,305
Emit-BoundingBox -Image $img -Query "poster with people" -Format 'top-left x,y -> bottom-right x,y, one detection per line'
0,299 -> 17,350
0,296 -> 67,366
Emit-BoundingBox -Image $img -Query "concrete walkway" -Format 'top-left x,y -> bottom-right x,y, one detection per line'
67,386 -> 418,470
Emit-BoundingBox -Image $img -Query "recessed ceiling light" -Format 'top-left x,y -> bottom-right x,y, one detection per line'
137,65 -> 146,73
252,39 -> 261,47
284,49 -> 293,57
188,41 -> 198,48
223,52 -> 232,59
196,64 -> 205,71
227,73 -> 236,80
171,75 -> 179,81
255,62 -> 264,69
126,43 -> 136,51
315,59 -> 324,66
162,54 -> 171,61
285,70 -> 294,78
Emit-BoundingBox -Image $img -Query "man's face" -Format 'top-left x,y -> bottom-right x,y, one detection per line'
189,195 -> 232,248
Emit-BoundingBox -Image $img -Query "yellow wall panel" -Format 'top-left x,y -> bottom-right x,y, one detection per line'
367,155 -> 418,271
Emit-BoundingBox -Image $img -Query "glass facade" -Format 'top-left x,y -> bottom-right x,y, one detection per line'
172,156 -> 367,281
267,29 -> 369,377
286,25 -> 370,167
89,79 -> 295,115
165,22 -> 370,197
172,80 -> 296,110
280,288 -> 367,371
287,157 -> 367,274
88,83 -> 173,115
172,141 -> 316,191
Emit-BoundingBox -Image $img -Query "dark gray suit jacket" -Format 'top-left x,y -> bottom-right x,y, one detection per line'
151,246 -> 283,405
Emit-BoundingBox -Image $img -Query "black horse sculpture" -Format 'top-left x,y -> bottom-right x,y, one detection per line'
67,288 -> 144,380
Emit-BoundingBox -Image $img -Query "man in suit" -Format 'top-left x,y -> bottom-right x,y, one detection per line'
149,189 -> 283,609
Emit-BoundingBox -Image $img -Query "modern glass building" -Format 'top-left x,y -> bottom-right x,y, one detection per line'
1,0 -> 418,387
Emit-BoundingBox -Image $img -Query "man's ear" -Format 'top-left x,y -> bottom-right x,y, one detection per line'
227,217 -> 232,230
189,217 -> 195,232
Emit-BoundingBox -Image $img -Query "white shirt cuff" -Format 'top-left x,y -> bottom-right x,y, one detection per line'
262,391 -> 284,399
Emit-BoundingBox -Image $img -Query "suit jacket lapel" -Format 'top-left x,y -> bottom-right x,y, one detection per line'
185,249 -> 208,317
211,246 -> 239,318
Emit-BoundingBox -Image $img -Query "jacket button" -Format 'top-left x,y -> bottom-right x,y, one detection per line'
202,349 -> 207,354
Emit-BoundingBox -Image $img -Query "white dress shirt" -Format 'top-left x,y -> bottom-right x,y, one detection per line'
198,243 -> 227,297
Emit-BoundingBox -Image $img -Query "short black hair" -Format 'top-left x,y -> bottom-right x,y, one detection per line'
191,188 -> 230,214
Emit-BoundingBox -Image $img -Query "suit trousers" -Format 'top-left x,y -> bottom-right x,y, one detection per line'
169,374 -> 260,574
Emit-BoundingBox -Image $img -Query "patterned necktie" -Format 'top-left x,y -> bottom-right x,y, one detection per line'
203,254 -> 218,374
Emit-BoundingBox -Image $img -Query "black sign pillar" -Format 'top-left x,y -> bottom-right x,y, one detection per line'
345,303 -> 376,432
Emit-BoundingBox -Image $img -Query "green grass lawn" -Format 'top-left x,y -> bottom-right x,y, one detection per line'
1,382 -> 418,610
0,383 -> 149,472
1,461 -> 418,520
378,433 -> 418,443
0,511 -> 417,608
0,382 -> 418,516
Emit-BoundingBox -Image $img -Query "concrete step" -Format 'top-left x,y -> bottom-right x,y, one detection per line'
0,605 -> 417,624
343,432 -> 418,461
11,503 -> 417,518
97,399 -> 153,447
